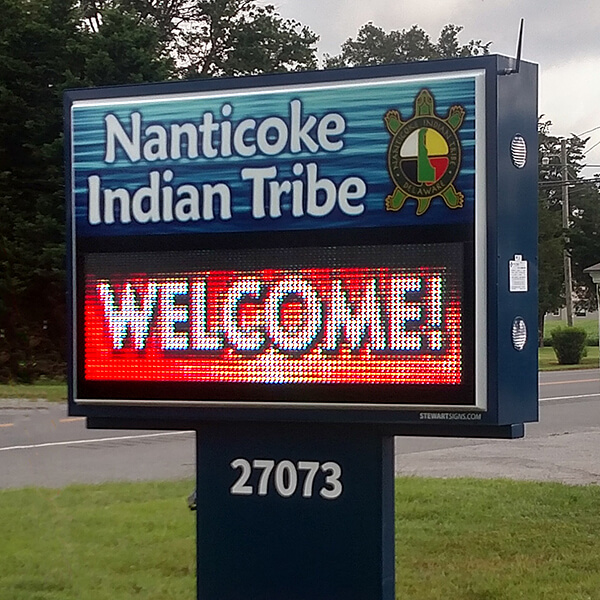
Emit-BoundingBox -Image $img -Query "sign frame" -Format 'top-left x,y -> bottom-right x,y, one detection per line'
66,54 -> 538,436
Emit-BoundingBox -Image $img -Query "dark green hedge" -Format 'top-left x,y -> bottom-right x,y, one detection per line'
550,327 -> 588,364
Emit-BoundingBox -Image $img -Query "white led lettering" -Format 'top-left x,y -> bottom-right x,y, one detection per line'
97,280 -> 158,350
324,278 -> 386,351
389,276 -> 422,351
265,277 -> 323,353
190,278 -> 223,351
224,278 -> 265,352
95,270 -> 448,356
159,279 -> 189,351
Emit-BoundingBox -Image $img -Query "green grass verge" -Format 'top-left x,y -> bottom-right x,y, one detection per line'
395,478 -> 600,599
1,478 -> 599,599
0,382 -> 67,402
538,345 -> 599,371
0,480 -> 196,600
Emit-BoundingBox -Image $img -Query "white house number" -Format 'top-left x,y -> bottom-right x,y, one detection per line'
230,458 -> 343,499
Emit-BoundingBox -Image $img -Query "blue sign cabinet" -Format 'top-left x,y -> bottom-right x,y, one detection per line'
65,54 -> 538,599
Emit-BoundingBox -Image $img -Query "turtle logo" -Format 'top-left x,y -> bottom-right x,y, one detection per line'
384,89 -> 465,216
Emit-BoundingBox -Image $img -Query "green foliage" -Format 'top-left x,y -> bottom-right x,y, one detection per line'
539,345 -> 599,370
543,318 -> 599,347
0,0 -> 75,381
0,0 -> 171,382
569,180 -> 600,310
78,7 -> 173,86
537,122 -> 564,344
2,478 -> 600,598
537,119 -> 600,343
550,326 -> 588,364
325,23 -> 490,68
207,3 -> 318,76
86,0 -> 319,77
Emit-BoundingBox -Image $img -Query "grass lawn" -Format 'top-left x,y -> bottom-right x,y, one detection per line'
1,478 -> 599,599
0,480 -> 196,600
538,345 -> 599,371
0,382 -> 67,402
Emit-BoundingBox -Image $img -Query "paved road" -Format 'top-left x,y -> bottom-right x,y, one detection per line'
394,369 -> 600,483
0,369 -> 598,489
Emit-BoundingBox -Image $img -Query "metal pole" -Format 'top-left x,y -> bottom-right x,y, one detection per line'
561,139 -> 574,326
597,284 -> 600,370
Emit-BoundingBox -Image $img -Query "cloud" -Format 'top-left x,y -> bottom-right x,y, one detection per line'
540,57 -> 600,171
279,0 -> 600,65
276,0 -> 600,168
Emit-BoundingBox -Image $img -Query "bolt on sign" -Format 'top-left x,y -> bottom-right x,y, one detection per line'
66,55 -> 538,434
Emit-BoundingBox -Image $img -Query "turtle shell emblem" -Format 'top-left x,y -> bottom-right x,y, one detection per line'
384,89 -> 465,216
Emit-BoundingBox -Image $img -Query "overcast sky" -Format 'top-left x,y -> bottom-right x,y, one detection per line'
277,0 -> 600,173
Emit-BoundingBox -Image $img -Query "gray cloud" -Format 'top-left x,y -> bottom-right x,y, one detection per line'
279,0 -> 600,67
276,0 -> 600,165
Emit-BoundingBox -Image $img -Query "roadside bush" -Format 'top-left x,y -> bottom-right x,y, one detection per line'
544,333 -> 598,347
550,327 -> 587,365
587,333 -> 599,346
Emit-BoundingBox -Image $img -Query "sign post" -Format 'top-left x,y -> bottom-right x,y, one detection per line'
65,54 -> 538,598
196,424 -> 394,600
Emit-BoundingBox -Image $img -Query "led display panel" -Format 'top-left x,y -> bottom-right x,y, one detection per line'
78,243 -> 472,407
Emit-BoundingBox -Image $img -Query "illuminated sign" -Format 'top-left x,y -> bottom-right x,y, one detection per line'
79,243 -> 469,407
67,55 -> 539,430
84,248 -> 461,388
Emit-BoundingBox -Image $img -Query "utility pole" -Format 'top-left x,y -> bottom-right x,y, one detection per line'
561,138 -> 574,326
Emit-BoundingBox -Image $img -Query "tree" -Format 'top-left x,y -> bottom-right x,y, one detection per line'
567,172 -> 600,311
537,120 -> 568,343
0,0 -> 319,381
80,0 -> 319,77
0,0 -> 170,381
0,0 -> 78,381
325,23 -> 490,68
77,6 -> 173,85
537,118 -> 600,342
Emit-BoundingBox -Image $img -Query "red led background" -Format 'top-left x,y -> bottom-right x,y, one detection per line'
84,266 -> 462,385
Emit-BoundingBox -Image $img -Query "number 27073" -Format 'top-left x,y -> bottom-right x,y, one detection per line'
230,458 -> 343,500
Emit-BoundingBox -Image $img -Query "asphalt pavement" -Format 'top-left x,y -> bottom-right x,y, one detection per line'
0,369 -> 598,489
395,369 -> 600,483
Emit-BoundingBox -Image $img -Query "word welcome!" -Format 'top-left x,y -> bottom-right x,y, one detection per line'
84,266 -> 462,385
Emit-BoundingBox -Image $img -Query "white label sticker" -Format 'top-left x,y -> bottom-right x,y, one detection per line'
509,255 -> 528,292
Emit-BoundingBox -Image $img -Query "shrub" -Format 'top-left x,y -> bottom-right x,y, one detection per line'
550,327 -> 588,364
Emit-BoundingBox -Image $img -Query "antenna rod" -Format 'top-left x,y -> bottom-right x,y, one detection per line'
500,18 -> 524,75
515,18 -> 524,73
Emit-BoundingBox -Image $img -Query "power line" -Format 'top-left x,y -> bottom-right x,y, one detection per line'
577,125 -> 600,136
538,177 -> 600,187
584,140 -> 600,155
